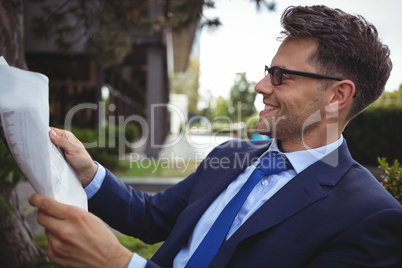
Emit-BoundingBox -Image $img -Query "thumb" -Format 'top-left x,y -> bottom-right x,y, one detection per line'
49,128 -> 81,153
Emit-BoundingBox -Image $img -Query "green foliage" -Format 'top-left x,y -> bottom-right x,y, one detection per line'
245,115 -> 261,138
0,193 -> 15,220
30,0 -> 150,66
0,138 -> 24,186
200,105 -> 214,121
25,256 -> 59,268
29,0 -> 276,66
228,73 -> 257,121
0,139 -> 24,219
28,0 -> 218,66
378,157 -> 402,204
170,0 -> 276,30
199,90 -> 215,121
214,96 -> 229,118
34,233 -> 50,249
169,0 -> 210,31
71,124 -> 139,170
373,86 -> 402,107
115,158 -> 197,179
34,233 -> 162,262
85,26 -> 132,67
117,235 -> 163,259
32,234 -> 67,267
253,0 -> 276,12
343,105 -> 402,165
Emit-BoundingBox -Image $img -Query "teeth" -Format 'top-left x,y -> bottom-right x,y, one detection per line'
265,105 -> 276,111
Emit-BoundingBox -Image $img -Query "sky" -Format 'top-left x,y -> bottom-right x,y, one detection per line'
198,0 -> 402,110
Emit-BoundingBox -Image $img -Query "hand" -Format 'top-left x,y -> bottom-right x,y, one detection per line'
29,193 -> 133,268
49,127 -> 98,187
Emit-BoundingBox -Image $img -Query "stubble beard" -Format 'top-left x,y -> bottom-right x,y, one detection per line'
256,104 -> 323,148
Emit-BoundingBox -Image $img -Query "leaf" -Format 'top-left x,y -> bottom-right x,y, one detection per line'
378,157 -> 402,204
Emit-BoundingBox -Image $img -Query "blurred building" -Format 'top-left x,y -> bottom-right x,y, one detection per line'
23,0 -> 198,157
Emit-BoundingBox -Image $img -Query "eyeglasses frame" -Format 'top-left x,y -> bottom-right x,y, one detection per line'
264,65 -> 356,98
265,65 -> 343,86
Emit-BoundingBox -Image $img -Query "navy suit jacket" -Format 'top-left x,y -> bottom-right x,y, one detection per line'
88,139 -> 402,267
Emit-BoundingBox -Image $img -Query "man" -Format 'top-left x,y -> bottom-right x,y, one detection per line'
30,5 -> 402,268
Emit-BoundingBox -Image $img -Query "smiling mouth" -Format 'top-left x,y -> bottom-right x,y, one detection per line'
259,104 -> 278,117
265,104 -> 278,111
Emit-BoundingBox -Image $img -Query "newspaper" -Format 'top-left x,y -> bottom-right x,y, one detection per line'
0,56 -> 88,210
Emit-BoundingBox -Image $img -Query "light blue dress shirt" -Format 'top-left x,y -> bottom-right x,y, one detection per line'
85,136 -> 343,268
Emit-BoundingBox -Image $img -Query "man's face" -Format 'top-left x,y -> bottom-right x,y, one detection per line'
255,37 -> 327,145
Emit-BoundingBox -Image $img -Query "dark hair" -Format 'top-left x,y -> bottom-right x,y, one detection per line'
280,5 -> 392,120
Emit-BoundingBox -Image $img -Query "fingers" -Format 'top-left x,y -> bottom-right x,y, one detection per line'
29,193 -> 69,220
29,194 -> 72,244
49,127 -> 66,136
31,193 -> 133,268
45,228 -> 83,267
29,193 -> 88,243
49,127 -> 83,151
48,127 -> 97,186
49,128 -> 69,149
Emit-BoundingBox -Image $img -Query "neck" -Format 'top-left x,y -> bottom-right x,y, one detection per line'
276,124 -> 341,153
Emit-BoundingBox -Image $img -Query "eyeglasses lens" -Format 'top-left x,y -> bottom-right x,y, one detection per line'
272,67 -> 282,85
264,66 -> 282,86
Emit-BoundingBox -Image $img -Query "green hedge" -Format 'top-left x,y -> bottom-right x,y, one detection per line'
344,106 -> 402,166
70,124 -> 139,170
378,157 -> 402,204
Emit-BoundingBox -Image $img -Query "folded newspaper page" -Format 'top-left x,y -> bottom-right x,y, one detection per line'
0,56 -> 87,210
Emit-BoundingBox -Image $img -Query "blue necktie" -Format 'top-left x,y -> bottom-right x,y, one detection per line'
185,152 -> 291,268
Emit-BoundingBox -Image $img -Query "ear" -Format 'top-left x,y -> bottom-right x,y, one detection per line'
325,80 -> 355,115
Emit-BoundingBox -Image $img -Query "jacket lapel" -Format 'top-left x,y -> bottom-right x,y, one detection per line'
152,141 -> 271,266
184,141 -> 272,226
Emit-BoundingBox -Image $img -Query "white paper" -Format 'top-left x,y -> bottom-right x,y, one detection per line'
0,56 -> 8,65
0,56 -> 88,210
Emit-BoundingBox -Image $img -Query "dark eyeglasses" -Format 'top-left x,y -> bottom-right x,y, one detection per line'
265,65 -> 343,86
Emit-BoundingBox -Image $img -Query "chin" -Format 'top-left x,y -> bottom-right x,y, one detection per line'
255,122 -> 272,136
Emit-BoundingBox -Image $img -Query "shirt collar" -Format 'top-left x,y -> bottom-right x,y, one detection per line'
266,135 -> 344,174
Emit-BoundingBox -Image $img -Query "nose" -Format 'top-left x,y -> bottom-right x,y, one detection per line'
254,75 -> 274,95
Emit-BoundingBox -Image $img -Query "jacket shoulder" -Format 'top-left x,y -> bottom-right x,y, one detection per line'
344,161 -> 401,208
207,139 -> 271,157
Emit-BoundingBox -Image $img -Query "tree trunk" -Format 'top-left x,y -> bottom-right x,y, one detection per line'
0,0 -> 44,266
0,184 -> 43,267
0,0 -> 27,69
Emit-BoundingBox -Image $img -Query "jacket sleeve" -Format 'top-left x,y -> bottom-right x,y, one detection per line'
88,168 -> 200,244
307,207 -> 402,268
145,260 -> 162,268
87,141 -> 235,245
